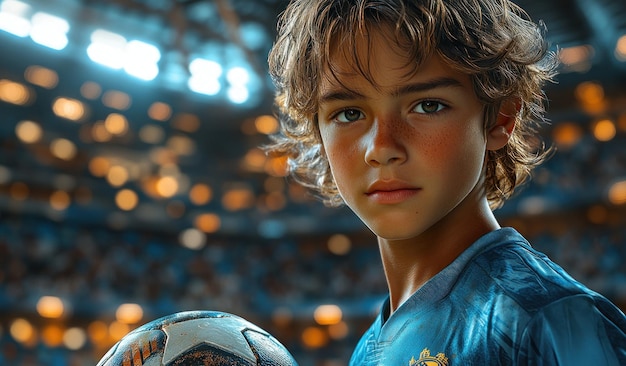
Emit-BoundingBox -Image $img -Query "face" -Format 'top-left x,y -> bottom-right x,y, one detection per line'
317,28 -> 499,241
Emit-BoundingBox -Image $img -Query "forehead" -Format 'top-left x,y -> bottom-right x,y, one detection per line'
321,25 -> 431,91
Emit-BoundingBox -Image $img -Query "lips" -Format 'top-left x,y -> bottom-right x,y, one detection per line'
366,180 -> 418,194
365,180 -> 421,204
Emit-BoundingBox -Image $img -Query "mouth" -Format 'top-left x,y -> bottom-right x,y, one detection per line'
365,181 -> 421,204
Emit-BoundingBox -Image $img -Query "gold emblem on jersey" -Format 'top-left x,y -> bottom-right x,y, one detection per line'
409,348 -> 449,366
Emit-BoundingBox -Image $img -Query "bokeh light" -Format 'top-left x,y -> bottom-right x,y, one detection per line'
15,120 -> 43,143
36,296 -> 65,318
52,97 -> 86,121
0,79 -> 33,105
10,318 -> 36,345
115,303 -> 143,324
115,189 -> 138,211
313,304 -> 343,326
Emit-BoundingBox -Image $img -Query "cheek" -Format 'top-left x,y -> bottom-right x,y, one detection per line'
321,133 -> 360,192
422,123 -> 487,174
325,140 -> 357,177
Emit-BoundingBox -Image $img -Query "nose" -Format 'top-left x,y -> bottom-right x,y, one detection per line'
364,117 -> 407,167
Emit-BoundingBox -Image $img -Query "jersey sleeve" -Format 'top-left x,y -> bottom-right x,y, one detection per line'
515,294 -> 626,365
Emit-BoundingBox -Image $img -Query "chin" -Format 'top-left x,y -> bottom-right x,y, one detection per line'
365,221 -> 425,241
349,204 -> 436,241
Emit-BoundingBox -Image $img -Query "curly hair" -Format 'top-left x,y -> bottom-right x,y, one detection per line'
267,0 -> 558,209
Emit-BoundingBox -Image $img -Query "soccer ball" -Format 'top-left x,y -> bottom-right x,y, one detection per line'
97,310 -> 298,366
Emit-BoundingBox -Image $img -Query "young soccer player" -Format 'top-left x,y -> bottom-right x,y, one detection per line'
268,0 -> 626,364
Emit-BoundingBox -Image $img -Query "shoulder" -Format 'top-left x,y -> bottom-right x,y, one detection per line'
516,294 -> 626,364
469,232 -> 594,311
464,231 -> 626,363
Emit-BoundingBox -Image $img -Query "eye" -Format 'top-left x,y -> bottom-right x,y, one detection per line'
334,108 -> 364,123
414,100 -> 446,114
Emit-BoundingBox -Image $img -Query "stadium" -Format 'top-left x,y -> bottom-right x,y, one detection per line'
0,0 -> 625,364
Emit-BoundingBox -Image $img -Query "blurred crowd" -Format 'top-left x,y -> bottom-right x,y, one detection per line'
500,131 -> 626,215
0,216 -> 387,319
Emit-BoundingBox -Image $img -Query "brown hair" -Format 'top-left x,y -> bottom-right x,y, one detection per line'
268,0 -> 558,208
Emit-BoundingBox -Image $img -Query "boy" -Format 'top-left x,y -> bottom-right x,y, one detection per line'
268,0 -> 626,364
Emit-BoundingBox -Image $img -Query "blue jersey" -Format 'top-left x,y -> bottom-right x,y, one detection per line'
350,228 -> 626,365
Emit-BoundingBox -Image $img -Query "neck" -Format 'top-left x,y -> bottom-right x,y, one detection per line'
378,197 -> 499,314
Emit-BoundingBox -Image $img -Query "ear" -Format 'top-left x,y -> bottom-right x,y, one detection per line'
486,100 -> 519,151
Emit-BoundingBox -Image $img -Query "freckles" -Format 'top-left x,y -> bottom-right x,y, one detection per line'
326,142 -> 356,173
412,129 -> 448,162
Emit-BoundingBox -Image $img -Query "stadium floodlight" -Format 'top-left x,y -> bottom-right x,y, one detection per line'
88,31 -> 162,80
124,40 -> 161,80
125,62 -> 159,81
226,66 -> 250,86
30,12 -> 70,50
189,58 -> 222,79
188,58 -> 222,95
0,0 -> 32,37
87,29 -> 127,69
225,66 -> 251,104
188,76 -> 221,96
227,85 -> 249,104
126,40 -> 160,63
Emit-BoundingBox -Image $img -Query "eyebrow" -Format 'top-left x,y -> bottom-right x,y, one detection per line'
319,77 -> 464,104
319,89 -> 365,104
392,77 -> 464,97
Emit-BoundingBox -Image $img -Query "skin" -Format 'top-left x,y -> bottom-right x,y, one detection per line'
317,27 -> 515,314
